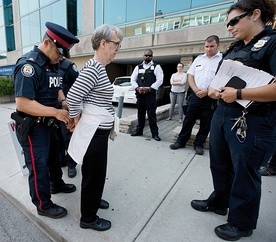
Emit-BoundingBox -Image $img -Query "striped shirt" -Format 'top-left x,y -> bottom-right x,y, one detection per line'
67,59 -> 115,129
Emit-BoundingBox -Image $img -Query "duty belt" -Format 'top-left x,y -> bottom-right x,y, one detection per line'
33,116 -> 57,126
219,100 -> 276,116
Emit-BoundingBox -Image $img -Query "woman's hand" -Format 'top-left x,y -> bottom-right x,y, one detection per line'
220,87 -> 237,103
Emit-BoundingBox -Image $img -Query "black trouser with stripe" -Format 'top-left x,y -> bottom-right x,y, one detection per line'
18,124 -> 64,210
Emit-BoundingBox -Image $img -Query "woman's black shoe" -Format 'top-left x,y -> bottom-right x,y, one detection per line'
80,217 -> 111,231
99,199 -> 109,209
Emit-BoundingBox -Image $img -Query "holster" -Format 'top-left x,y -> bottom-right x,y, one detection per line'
11,112 -> 33,143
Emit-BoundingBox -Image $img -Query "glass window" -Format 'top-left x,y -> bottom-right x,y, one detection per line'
191,0 -> 229,8
0,5 -> 4,26
4,2 -> 13,26
21,11 -> 40,48
40,0 -> 66,40
39,0 -> 55,7
188,3 -> 229,27
67,0 -> 77,35
5,26 -> 15,51
77,0 -> 82,35
19,0 -> 39,16
156,0 -> 191,15
3,0 -> 15,51
95,0 -> 103,27
104,0 -> 126,24
0,26 -> 7,55
126,0 -> 154,22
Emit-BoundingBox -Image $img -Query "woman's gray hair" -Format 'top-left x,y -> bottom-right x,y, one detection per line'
91,24 -> 124,50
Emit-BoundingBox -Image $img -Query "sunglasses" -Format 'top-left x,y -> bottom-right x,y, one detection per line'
144,54 -> 152,57
226,12 -> 248,28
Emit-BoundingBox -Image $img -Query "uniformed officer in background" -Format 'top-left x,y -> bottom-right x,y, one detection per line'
58,58 -> 78,178
13,22 -> 79,219
130,49 -> 164,141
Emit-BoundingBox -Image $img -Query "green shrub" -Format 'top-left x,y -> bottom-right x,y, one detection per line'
0,77 -> 14,96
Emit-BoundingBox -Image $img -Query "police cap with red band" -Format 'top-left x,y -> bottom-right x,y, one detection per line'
45,22 -> 79,57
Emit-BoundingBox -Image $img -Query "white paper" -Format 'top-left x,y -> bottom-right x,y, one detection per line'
210,60 -> 274,107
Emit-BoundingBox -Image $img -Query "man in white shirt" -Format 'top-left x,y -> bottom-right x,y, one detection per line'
130,49 -> 164,141
170,35 -> 222,154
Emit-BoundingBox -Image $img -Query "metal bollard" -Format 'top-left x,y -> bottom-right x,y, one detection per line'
117,92 -> 124,118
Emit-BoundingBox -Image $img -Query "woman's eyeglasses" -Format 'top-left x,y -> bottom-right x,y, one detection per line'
106,40 -> 121,50
226,12 -> 248,28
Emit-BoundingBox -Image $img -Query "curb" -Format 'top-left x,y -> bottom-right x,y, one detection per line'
0,188 -> 65,242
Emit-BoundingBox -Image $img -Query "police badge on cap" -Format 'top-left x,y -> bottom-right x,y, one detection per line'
45,22 -> 79,58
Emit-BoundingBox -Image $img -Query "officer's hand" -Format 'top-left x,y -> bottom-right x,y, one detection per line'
196,89 -> 208,98
208,87 -> 221,99
61,100 -> 68,111
137,87 -> 145,94
144,87 -> 150,93
220,87 -> 236,103
55,109 -> 70,124
66,119 -> 75,131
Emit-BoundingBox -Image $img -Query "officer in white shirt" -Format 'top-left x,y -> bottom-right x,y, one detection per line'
170,35 -> 222,154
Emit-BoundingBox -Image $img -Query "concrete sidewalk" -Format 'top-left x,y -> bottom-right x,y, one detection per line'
0,103 -> 275,242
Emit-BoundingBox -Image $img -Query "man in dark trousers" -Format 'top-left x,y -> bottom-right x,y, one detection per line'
13,22 -> 79,219
130,49 -> 163,141
58,58 -> 78,178
170,35 -> 222,155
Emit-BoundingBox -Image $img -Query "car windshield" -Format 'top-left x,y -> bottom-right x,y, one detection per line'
114,78 -> 131,86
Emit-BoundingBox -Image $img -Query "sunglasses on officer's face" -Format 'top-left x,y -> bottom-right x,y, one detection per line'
226,13 -> 248,28
144,54 -> 152,57
226,12 -> 248,28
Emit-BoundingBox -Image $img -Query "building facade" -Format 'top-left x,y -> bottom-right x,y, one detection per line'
0,0 -> 238,82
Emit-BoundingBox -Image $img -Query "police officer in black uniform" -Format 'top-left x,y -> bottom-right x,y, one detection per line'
130,49 -> 164,141
13,22 -> 79,219
58,58 -> 78,178
191,0 -> 276,241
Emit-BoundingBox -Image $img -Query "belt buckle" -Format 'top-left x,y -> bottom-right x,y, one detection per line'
35,116 -> 46,123
36,117 -> 42,123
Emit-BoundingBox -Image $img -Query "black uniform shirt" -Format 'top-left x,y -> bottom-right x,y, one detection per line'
14,46 -> 62,107
58,59 -> 79,96
223,26 -> 276,76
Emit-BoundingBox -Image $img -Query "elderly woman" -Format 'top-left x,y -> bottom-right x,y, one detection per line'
67,24 -> 123,231
191,0 -> 276,241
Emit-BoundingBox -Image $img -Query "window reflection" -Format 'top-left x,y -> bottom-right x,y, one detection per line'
156,0 -> 191,14
119,3 -> 230,37
95,0 -> 231,37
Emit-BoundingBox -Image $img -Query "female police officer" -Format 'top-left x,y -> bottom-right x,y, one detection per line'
13,22 -> 79,219
190,0 -> 276,241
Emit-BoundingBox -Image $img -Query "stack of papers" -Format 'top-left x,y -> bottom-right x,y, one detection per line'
210,60 -> 274,107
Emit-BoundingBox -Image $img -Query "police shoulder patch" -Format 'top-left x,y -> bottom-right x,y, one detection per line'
21,64 -> 35,77
72,64 -> 78,72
